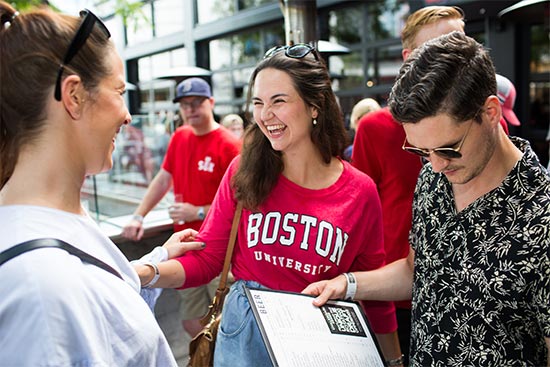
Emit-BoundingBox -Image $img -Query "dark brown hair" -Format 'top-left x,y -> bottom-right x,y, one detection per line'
0,2 -> 112,188
232,48 -> 348,209
389,31 -> 496,125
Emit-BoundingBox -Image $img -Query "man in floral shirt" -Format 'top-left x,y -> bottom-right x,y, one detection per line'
304,32 -> 550,366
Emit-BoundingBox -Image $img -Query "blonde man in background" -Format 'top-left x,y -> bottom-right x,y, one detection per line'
221,113 -> 244,139
350,6 -> 465,365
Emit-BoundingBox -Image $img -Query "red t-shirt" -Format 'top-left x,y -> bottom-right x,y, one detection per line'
162,125 -> 241,231
176,157 -> 397,334
352,108 -> 423,309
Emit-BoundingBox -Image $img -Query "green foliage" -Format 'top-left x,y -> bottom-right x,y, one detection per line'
96,0 -> 150,29
9,0 -> 58,11
10,0 -> 148,29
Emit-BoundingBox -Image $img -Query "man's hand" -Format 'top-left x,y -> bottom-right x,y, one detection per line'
121,217 -> 145,241
168,202 -> 200,224
302,275 -> 347,307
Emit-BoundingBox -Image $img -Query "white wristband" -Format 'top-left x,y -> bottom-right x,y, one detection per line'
344,272 -> 357,300
142,262 -> 160,288
132,214 -> 144,223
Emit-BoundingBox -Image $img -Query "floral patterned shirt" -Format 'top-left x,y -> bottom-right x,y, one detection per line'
410,137 -> 550,366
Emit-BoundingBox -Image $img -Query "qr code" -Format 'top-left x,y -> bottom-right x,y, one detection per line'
320,304 -> 367,337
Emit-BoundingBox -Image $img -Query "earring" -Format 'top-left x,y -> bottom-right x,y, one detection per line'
313,118 -> 317,126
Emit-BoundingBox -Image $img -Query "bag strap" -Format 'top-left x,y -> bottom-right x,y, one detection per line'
217,201 -> 243,291
0,238 -> 123,280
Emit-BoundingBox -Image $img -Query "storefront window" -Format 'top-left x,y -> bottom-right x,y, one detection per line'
366,44 -> 402,87
197,0 -> 235,24
329,5 -> 362,45
126,3 -> 153,46
197,0 -> 276,24
154,0 -> 185,37
365,0 -> 409,41
208,24 -> 283,114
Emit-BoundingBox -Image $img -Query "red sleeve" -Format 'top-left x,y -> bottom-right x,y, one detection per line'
348,175 -> 397,334
173,157 -> 240,288
351,111 -> 383,184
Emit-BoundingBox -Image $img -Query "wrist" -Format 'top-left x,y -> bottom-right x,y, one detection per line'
197,206 -> 205,220
141,262 -> 160,288
343,272 -> 357,300
386,354 -> 404,366
132,214 -> 144,223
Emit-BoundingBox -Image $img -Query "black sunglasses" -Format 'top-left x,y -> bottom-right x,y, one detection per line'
263,43 -> 319,61
402,119 -> 475,160
54,9 -> 111,101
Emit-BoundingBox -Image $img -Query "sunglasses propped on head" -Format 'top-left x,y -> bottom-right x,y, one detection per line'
263,43 -> 319,61
54,9 -> 111,101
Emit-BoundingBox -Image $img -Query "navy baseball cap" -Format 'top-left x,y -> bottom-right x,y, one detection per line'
173,77 -> 212,103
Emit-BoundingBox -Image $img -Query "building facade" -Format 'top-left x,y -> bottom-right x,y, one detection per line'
87,0 -> 549,222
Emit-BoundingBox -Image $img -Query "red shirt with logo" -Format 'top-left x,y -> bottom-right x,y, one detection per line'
176,157 -> 397,334
162,125 -> 241,231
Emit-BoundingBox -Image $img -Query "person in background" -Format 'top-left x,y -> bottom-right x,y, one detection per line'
496,73 -> 521,130
343,97 -> 381,160
350,6 -> 465,364
0,3 -> 190,365
134,43 -> 403,366
304,31 -> 550,367
121,77 -> 241,338
221,113 -> 245,139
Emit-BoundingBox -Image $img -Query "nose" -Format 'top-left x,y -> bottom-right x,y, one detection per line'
428,154 -> 450,173
124,112 -> 132,125
260,104 -> 273,122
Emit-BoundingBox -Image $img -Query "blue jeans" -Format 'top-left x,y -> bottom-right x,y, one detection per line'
214,280 -> 272,367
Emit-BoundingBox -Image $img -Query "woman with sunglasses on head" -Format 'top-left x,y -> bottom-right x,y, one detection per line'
134,44 -> 402,366
0,3 -> 195,365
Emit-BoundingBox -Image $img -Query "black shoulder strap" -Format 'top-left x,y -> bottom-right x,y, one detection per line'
0,238 -> 123,280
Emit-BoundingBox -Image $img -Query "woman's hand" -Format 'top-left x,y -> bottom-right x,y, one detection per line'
301,274 -> 347,307
162,229 -> 205,259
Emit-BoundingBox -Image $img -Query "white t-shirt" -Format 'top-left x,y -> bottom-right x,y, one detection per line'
0,205 -> 177,366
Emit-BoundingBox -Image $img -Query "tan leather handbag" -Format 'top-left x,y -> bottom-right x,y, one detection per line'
188,202 -> 243,367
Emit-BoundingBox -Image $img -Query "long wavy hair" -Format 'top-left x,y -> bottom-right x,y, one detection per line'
232,48 -> 348,210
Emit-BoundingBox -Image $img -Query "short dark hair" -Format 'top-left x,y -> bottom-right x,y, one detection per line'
389,31 -> 496,125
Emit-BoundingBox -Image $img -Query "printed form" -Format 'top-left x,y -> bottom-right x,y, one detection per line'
245,287 -> 385,367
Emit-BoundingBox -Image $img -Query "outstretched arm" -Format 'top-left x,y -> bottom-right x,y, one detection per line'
134,229 -> 205,289
302,247 -> 415,306
122,169 -> 173,241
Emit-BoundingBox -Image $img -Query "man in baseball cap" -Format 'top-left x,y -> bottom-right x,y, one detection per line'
496,74 -> 521,127
124,75 -> 241,339
173,77 -> 212,103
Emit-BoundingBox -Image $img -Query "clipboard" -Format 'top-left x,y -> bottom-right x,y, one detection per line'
245,286 -> 385,367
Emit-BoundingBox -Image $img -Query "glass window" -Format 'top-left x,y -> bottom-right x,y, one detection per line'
197,0 -> 235,24
329,4 -> 362,45
137,48 -> 189,81
531,24 -> 550,74
126,3 -> 153,46
365,0 -> 409,42
238,0 -> 276,10
329,51 -> 364,90
366,44 -> 402,87
80,110 -> 176,222
154,0 -> 185,37
212,71 -> 234,102
197,0 -> 276,24
209,38 -> 233,70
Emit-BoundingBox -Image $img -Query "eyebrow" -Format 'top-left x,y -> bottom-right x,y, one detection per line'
252,93 -> 290,102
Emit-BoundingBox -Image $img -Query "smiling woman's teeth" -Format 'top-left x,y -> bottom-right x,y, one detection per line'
266,124 -> 286,135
